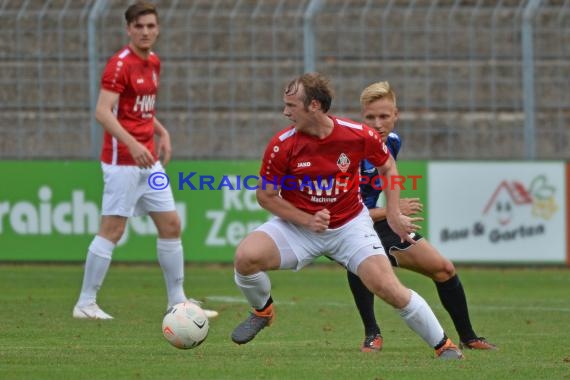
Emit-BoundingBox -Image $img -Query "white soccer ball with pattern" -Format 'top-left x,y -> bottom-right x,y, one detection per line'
162,301 -> 209,349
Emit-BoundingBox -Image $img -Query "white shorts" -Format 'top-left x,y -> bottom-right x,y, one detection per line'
256,207 -> 386,274
100,161 -> 175,217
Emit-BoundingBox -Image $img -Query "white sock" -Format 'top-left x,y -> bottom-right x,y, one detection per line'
234,270 -> 271,309
77,236 -> 115,307
157,238 -> 187,307
397,289 -> 446,348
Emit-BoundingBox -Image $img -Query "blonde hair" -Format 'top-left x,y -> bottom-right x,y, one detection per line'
359,81 -> 397,108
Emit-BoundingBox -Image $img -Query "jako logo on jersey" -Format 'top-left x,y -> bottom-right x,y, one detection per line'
297,162 -> 311,168
337,153 -> 350,172
133,94 -> 156,112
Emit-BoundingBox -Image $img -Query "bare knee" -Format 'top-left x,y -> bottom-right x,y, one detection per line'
234,245 -> 260,275
431,260 -> 456,282
235,245 -> 274,275
358,256 -> 411,309
98,217 -> 127,243
368,278 -> 410,309
151,212 -> 181,238
158,217 -> 181,238
234,232 -> 280,275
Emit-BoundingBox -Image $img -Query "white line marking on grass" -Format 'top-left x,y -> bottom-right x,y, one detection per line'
206,296 -> 295,305
206,296 -> 570,312
473,305 -> 570,313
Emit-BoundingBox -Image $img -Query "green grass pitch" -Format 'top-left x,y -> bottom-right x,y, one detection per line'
1,263 -> 569,379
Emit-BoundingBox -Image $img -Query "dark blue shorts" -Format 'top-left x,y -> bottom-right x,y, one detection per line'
373,220 -> 423,267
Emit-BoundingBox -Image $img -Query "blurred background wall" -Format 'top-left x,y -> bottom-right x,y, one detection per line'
1,0 -> 569,161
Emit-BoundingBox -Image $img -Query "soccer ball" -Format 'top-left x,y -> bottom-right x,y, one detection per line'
162,301 -> 209,349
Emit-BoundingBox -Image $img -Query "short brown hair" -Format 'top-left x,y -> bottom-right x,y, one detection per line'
124,2 -> 158,25
285,72 -> 333,113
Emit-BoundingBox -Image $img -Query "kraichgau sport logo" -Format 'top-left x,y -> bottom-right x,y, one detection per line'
148,172 -> 170,190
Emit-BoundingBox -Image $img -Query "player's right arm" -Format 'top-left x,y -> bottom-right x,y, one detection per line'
256,184 -> 330,233
257,128 -> 330,233
95,89 -> 155,168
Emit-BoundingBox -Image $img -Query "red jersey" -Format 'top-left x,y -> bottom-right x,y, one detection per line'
99,46 -> 160,165
260,115 -> 390,228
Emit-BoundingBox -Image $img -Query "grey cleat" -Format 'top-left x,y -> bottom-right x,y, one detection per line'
231,305 -> 274,344
435,338 -> 465,360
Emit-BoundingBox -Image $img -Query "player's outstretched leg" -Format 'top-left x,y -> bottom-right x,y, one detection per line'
358,255 -> 463,359
394,240 -> 497,350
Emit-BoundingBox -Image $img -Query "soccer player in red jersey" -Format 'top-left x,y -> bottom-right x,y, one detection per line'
349,81 -> 496,352
73,2 -> 216,320
230,73 -> 463,359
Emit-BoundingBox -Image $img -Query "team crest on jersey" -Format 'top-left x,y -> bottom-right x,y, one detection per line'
337,153 -> 350,172
152,70 -> 158,86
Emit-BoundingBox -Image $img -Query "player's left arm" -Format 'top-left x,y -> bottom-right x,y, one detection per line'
368,198 -> 423,222
376,155 -> 423,243
154,117 -> 172,166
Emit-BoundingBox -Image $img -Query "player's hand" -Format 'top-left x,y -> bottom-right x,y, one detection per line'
128,142 -> 155,169
156,130 -> 172,166
308,208 -> 330,233
387,213 -> 423,244
400,198 -> 423,216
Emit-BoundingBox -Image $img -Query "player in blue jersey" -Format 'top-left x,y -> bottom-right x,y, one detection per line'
351,81 -> 496,352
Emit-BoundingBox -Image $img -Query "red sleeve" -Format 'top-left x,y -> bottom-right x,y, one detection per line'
363,125 -> 390,167
259,131 -> 291,184
101,56 -> 127,94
